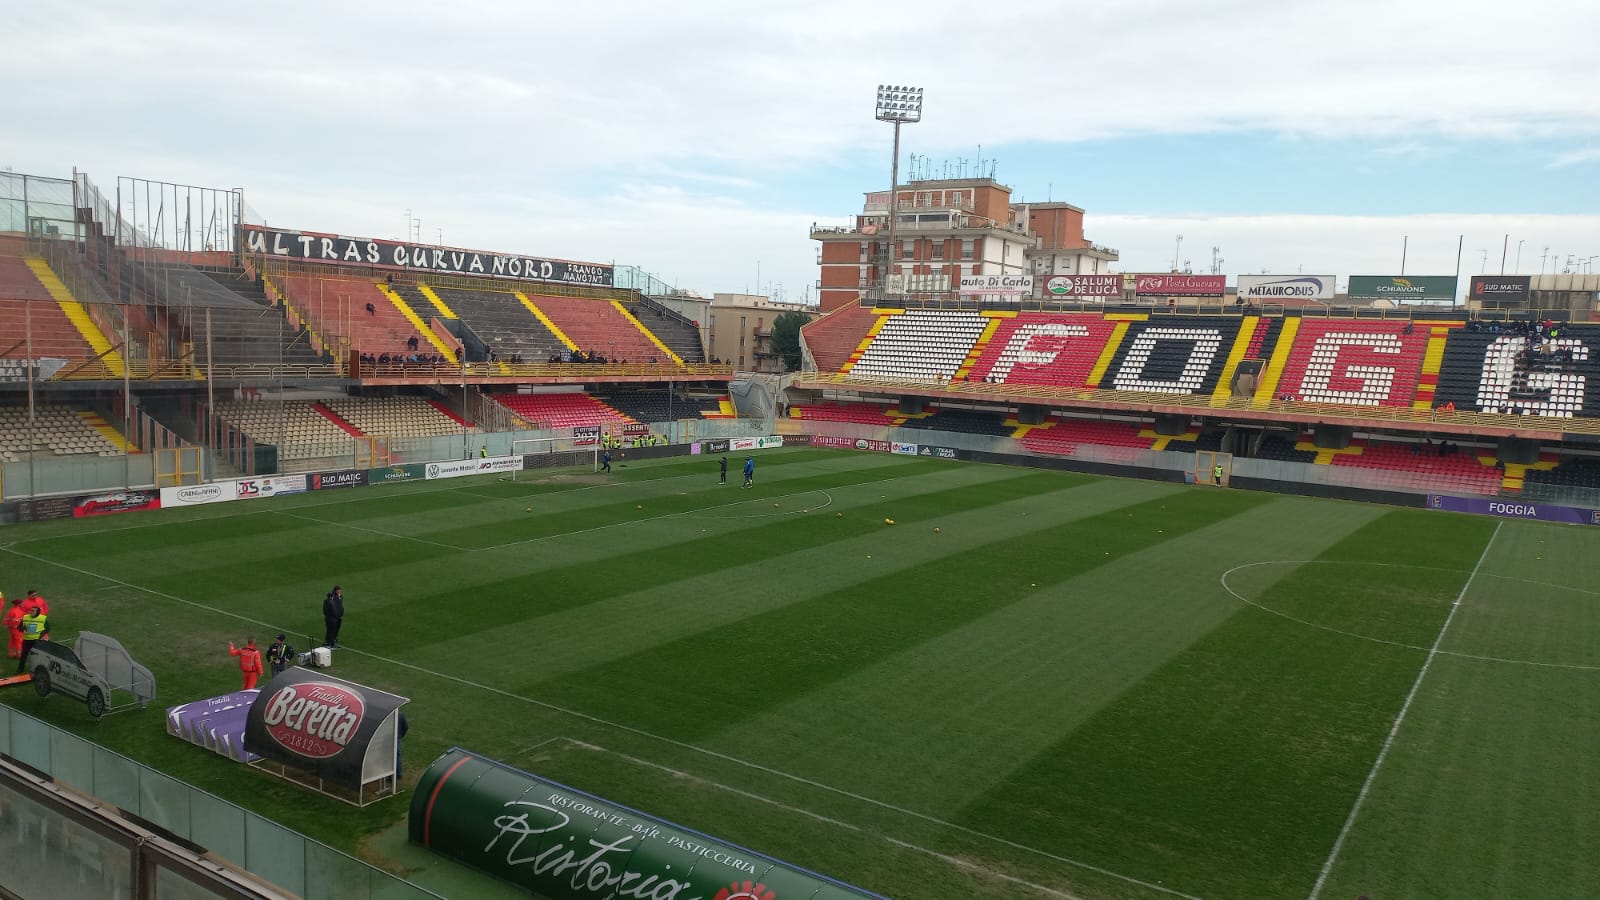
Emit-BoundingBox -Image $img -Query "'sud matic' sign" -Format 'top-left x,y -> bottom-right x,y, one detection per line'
243,226 -> 613,287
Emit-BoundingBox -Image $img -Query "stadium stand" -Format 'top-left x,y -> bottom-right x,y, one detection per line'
800,303 -> 879,373
1272,320 -> 1430,407
144,267 -> 327,365
0,405 -> 129,461
0,259 -> 108,372
1256,433 -> 1318,463
1329,440 -> 1502,495
322,396 -> 468,438
492,393 -> 634,429
636,297 -> 706,363
791,402 -> 900,426
531,295 -> 668,363
898,407 -> 1013,435
277,275 -> 433,358
964,313 -> 1120,388
849,311 -> 988,382
1020,418 -> 1154,455
1524,457 -> 1600,492
211,400 -> 352,460
593,388 -> 720,422
1101,318 -> 1244,396
1432,322 -> 1600,418
432,288 -> 567,363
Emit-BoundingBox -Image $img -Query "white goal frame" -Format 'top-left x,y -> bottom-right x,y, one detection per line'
510,436 -> 599,480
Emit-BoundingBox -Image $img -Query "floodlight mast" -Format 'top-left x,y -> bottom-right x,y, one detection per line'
875,85 -> 923,303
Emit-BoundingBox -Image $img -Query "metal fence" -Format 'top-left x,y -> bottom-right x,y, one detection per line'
0,705 -> 442,900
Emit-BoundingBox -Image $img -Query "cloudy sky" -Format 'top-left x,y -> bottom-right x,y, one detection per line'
4,0 -> 1597,301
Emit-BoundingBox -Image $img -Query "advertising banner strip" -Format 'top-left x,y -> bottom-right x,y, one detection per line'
242,225 -> 613,287
1429,494 -> 1600,525
1235,274 -> 1337,301
1043,274 -> 1121,298
1347,275 -> 1458,303
1469,275 -> 1532,303
810,434 -> 892,452
1132,274 -> 1227,297
409,748 -> 887,900
890,441 -> 919,456
310,469 -> 369,490
243,669 -> 408,790
424,455 -> 525,480
958,274 -> 1034,296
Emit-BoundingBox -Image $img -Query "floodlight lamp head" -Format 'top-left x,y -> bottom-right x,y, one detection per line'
875,83 -> 924,123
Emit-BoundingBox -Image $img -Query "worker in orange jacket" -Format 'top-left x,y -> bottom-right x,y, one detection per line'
228,638 -> 265,690
2,596 -> 22,659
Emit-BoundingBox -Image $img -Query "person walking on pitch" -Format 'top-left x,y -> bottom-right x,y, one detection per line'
266,633 -> 294,676
719,455 -> 728,484
742,456 -> 755,488
601,449 -> 612,473
228,638 -> 264,690
2,596 -> 22,660
323,585 -> 345,648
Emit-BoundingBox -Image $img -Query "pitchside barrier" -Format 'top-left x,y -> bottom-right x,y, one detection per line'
409,748 -> 887,900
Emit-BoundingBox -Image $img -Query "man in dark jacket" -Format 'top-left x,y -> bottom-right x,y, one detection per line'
719,456 -> 728,484
266,633 -> 294,676
323,586 -> 345,648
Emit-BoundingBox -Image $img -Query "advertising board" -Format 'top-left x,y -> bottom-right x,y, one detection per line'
1429,494 -> 1600,525
424,456 -> 524,481
958,274 -> 1034,296
572,426 -> 600,447
369,463 -> 428,484
891,441 -> 919,455
1236,274 -> 1337,301
233,474 -> 308,499
1132,274 -> 1227,297
810,435 -> 891,452
160,483 -> 234,508
729,436 -> 783,452
309,470 -> 369,491
1469,275 -> 1532,304
1043,274 -> 1121,298
1347,275 -> 1458,304
73,490 -> 161,517
243,669 -> 408,790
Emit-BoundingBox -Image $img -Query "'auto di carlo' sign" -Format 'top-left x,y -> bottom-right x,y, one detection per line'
243,225 -> 613,287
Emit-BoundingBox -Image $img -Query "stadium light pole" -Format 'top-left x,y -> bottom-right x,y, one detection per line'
876,85 -> 923,303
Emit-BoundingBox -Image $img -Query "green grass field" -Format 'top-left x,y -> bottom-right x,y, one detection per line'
2,448 -> 1597,899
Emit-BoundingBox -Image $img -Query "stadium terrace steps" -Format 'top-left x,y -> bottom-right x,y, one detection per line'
1252,317 -> 1301,407
311,402 -> 364,437
515,293 -> 579,351
1410,322 -> 1459,410
324,396 -> 467,438
1488,455 -> 1558,491
211,400 -> 353,460
0,263 -> 103,372
76,410 -> 136,453
1327,439 -> 1503,494
370,281 -> 456,358
1084,319 -> 1135,388
791,402 -> 899,426
951,317 -> 1004,381
1019,418 -> 1154,456
0,404 -> 127,460
594,388 -> 720,423
849,310 -> 987,382
1209,316 -> 1262,404
1097,317 -> 1242,397
610,299 -> 684,366
434,288 -> 566,363
963,313 -> 1118,388
635,296 -> 706,363
1271,320 -> 1430,408
532,295 -> 668,363
416,284 -> 457,319
800,303 -> 879,373
25,257 -> 126,377
428,398 -> 471,428
493,392 -> 635,429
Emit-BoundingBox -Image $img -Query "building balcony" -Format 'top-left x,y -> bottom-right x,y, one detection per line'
812,217 -> 1034,240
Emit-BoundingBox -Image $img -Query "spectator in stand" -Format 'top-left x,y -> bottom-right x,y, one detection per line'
365,302 -> 376,316
407,336 -> 419,351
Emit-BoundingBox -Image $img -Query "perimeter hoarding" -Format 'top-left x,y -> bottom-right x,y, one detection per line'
1043,274 -> 1121,298
1132,274 -> 1227,297
409,748 -> 885,900
425,456 -> 524,480
1469,275 -> 1532,305
1347,275 -> 1458,304
1430,494 -> 1600,525
1236,275 -> 1337,301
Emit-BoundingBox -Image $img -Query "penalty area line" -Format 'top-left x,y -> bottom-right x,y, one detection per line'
1306,522 -> 1502,900
0,546 -> 1202,900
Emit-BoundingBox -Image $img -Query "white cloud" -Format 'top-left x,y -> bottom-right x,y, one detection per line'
1549,147 -> 1600,168
2,1 -> 1596,299
1092,213 -> 1600,288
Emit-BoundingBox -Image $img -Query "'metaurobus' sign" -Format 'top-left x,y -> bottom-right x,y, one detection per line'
410,748 -> 885,900
1236,275 -> 1337,301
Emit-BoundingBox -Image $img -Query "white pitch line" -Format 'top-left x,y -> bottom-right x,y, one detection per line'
1306,522 -> 1502,900
0,545 -> 1201,900
567,738 -> 1090,900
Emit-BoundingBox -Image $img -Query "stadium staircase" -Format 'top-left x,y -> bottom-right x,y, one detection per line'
1020,418 -> 1154,456
1098,317 -> 1242,396
1410,323 -> 1458,410
798,303 -> 881,373
22,257 -> 125,377
637,296 -> 706,363
76,410 -> 136,452
436,288 -> 566,364
530,295 -> 669,363
0,258 -> 110,376
594,387 -> 721,422
310,402 -> 364,437
368,281 -> 457,358
848,310 -> 987,382
963,313 -> 1120,388
790,402 -> 901,426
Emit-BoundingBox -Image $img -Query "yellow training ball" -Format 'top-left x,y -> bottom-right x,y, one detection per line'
884,518 -> 895,525
934,527 -> 941,533
525,507 -> 532,512
835,512 -> 843,518
773,503 -> 780,508
636,505 -> 643,510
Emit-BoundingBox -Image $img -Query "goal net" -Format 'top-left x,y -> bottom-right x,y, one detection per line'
510,436 -> 599,479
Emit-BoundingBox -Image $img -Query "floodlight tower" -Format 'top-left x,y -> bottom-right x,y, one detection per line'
876,85 -> 923,301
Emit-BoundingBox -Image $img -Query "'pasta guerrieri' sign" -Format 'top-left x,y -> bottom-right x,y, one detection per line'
243,225 -> 613,287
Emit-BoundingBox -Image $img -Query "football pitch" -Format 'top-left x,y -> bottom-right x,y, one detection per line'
2,448 -> 1597,900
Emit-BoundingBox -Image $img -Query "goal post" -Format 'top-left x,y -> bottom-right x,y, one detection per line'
1193,450 -> 1233,487
510,436 -> 599,480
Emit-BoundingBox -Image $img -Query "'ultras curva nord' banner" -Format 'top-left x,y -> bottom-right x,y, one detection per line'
410,748 -> 886,900
243,669 -> 408,790
242,225 -> 614,287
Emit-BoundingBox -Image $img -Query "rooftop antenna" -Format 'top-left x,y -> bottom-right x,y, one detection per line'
1048,183 -> 1052,202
